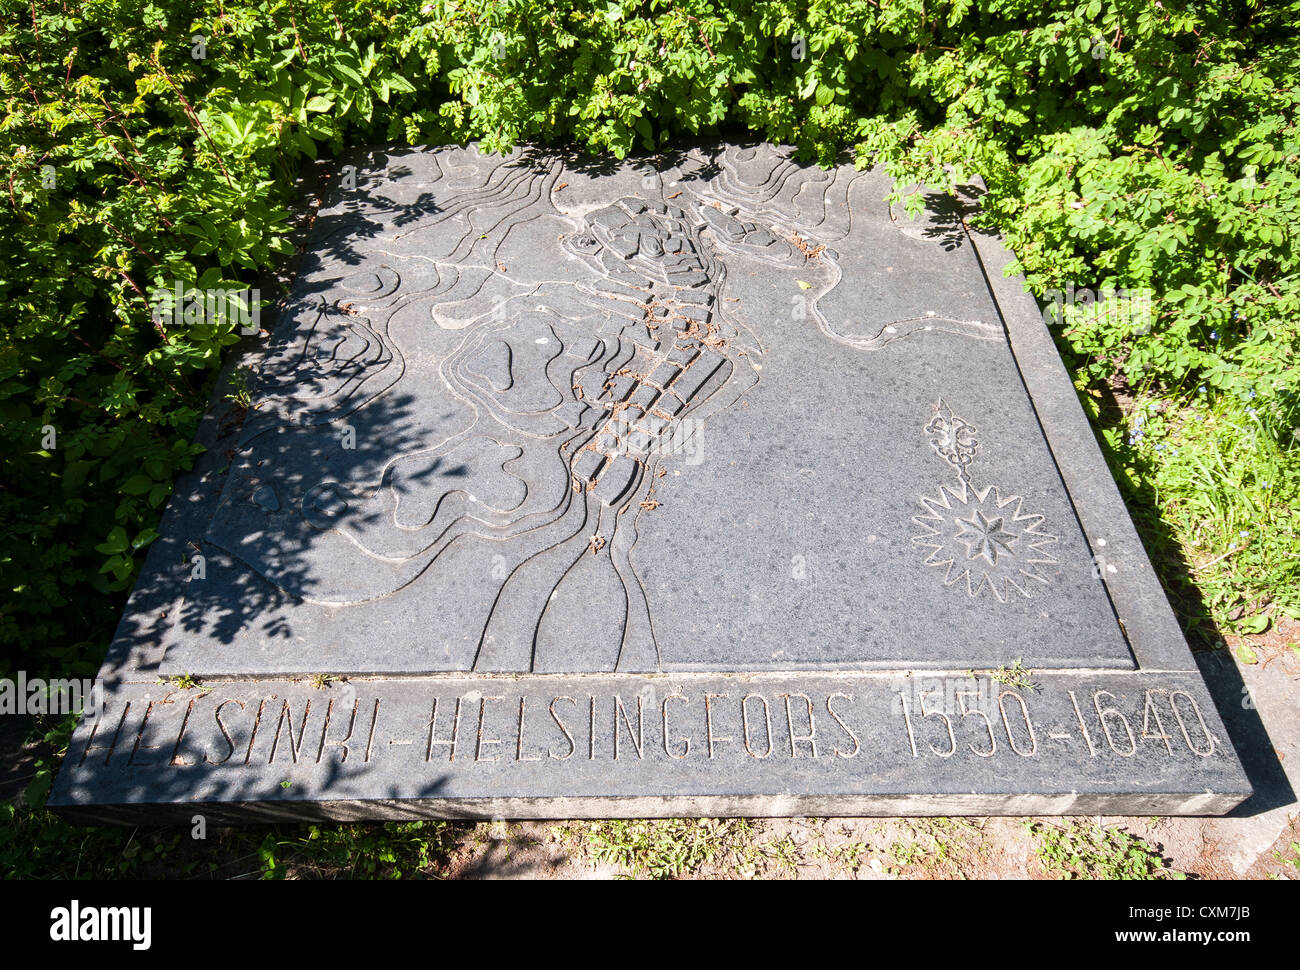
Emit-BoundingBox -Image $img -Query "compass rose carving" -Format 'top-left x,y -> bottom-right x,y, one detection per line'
912,401 -> 1058,602
955,507 -> 1018,565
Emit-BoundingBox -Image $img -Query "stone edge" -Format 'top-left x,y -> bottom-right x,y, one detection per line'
55,791 -> 1245,826
963,194 -> 1189,673
962,190 -> 1250,806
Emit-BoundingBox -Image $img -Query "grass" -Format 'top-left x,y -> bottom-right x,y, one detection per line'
1157,397 -> 1300,635
1025,821 -> 1185,881
578,818 -> 752,880
255,821 -> 460,880
570,819 -> 844,879
990,659 -> 1038,691
0,803 -> 462,881
1088,383 -> 1300,647
1270,841 -> 1300,878
0,711 -> 465,880
738,833 -> 801,879
810,836 -> 870,874
156,672 -> 206,692
222,367 -> 255,413
882,818 -> 988,878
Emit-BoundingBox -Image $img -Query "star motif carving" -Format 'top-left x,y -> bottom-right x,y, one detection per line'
954,509 -> 1017,565
912,482 -> 1058,602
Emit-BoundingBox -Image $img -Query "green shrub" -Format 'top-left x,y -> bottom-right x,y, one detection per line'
2,0 -> 1297,679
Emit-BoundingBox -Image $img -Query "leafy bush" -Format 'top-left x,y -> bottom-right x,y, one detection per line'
2,0 -> 1297,679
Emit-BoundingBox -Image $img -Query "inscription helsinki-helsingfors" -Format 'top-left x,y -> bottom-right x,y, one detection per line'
77,681 -> 1222,771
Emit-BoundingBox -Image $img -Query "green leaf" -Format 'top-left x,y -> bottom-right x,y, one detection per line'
95,527 -> 129,556
1238,614 -> 1270,635
294,129 -> 317,159
386,73 -> 415,95
333,63 -> 365,87
121,474 -> 152,495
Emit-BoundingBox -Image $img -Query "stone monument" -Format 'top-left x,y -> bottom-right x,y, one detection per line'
51,143 -> 1251,820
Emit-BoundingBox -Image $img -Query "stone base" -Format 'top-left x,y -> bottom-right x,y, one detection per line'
51,143 -> 1251,822
53,671 -> 1246,823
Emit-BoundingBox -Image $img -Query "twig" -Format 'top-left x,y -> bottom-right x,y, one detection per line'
286,1 -> 309,61
30,0 -> 42,63
82,99 -> 176,229
100,217 -> 160,265
152,54 -> 234,187
685,14 -> 737,100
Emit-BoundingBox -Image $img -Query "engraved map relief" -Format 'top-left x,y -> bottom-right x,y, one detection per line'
204,144 -> 1049,674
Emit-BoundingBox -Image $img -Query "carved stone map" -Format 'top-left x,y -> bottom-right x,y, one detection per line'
53,143 -> 1250,820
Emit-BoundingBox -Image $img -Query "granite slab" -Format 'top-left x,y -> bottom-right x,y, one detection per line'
51,143 -> 1251,821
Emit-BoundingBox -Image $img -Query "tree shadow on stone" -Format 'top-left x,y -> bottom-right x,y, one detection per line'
893,186 -> 970,252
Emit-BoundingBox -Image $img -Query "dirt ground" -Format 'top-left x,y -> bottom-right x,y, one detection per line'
439,810 -> 1300,880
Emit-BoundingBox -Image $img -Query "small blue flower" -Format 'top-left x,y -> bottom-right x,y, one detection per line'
1229,543 -> 1237,551
1249,390 -> 1257,399
1240,530 -> 1249,537
1156,444 -> 1165,451
1199,385 -> 1207,393
1210,331 -> 1218,340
